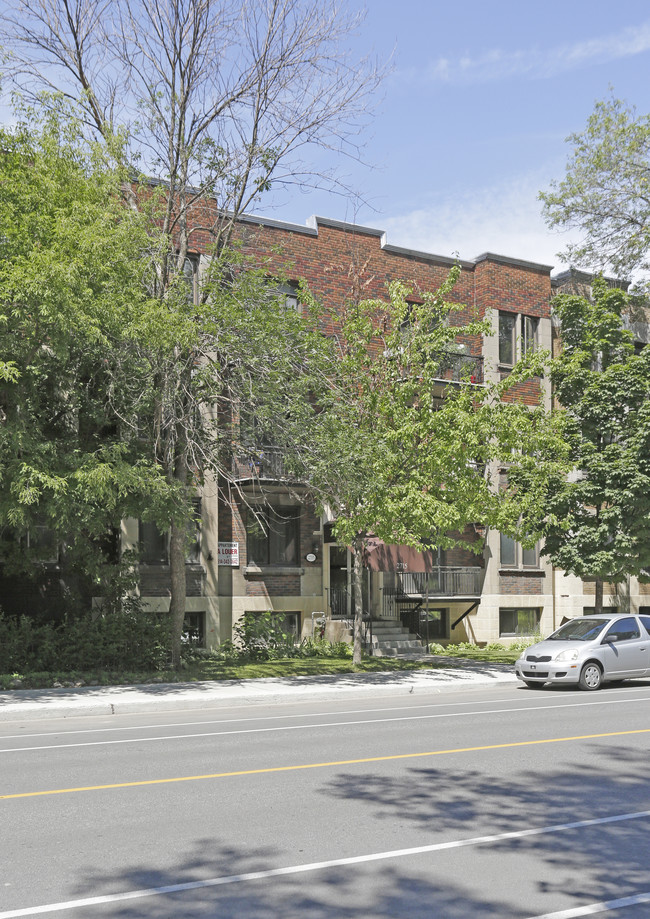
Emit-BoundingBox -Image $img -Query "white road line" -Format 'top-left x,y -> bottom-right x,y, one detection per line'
1,810 -> 648,918
526,890 -> 650,917
3,687 -> 650,742
3,695 -> 650,753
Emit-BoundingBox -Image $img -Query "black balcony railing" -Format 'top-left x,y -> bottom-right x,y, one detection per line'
396,567 -> 484,598
232,446 -> 288,481
433,352 -> 484,384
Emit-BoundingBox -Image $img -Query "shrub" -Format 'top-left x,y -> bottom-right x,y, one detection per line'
0,597 -> 171,674
298,638 -> 352,659
232,611 -> 297,661
509,634 -> 542,652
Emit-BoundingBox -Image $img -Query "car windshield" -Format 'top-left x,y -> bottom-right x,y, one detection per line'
548,619 -> 609,641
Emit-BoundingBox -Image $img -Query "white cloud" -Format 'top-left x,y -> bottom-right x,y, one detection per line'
426,21 -> 650,84
379,173 -> 577,270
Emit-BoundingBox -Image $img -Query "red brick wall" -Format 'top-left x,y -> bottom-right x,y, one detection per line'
445,525 -> 484,567
139,566 -> 204,598
499,573 -> 545,595
220,493 -> 319,598
189,216 -> 553,353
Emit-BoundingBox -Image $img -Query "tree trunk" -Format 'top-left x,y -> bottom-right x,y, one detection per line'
352,537 -> 365,665
169,448 -> 189,669
594,577 -> 604,616
169,517 -> 188,668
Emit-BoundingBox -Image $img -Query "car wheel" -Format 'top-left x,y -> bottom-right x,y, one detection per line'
523,680 -> 546,689
579,662 -> 603,691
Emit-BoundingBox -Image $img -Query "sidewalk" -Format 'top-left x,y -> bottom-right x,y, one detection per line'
0,658 -> 517,722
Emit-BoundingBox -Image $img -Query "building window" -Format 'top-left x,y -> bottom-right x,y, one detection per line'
583,606 -> 618,616
25,519 -> 59,563
498,312 -> 517,366
276,611 -> 301,637
399,298 -> 431,339
523,316 -> 539,354
183,611 -> 205,646
246,507 -> 301,567
185,497 -> 202,564
139,520 -> 168,565
275,281 -> 301,313
139,498 -> 202,566
183,255 -> 199,305
500,533 -> 516,567
498,312 -> 539,366
244,610 -> 301,638
499,607 -> 541,637
420,608 -> 448,640
500,533 -> 539,569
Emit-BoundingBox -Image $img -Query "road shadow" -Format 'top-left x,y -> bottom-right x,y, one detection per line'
319,741 -> 650,913
8,700 -> 650,916
68,838 -> 525,918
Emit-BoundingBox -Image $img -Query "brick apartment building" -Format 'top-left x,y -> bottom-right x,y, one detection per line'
121,213 -> 650,652
7,211 -> 646,649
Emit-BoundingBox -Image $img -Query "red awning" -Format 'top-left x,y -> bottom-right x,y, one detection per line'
362,538 -> 436,573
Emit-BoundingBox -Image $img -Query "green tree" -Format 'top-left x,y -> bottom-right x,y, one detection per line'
0,109 -> 179,605
542,279 -> 650,613
540,95 -> 650,279
0,105 -> 336,663
130,255 -> 337,666
1,0 -> 385,660
311,267 -> 568,662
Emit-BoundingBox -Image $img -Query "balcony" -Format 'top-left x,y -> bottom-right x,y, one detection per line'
232,446 -> 290,482
393,567 -> 484,598
433,352 -> 484,385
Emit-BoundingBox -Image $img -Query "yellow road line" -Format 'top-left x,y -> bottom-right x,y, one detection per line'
3,727 -> 650,801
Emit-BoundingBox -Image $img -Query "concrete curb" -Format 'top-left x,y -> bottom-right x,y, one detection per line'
0,661 -> 518,722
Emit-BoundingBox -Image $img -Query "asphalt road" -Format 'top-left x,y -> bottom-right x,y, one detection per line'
2,680 -> 650,918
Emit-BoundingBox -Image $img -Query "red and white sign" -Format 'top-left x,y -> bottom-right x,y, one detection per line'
218,542 -> 240,566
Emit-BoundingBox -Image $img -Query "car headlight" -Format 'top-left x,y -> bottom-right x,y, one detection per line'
554,649 -> 579,662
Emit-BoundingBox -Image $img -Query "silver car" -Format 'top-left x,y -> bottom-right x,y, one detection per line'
515,614 -> 650,690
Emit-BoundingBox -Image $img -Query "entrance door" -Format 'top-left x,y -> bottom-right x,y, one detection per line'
329,546 -> 350,617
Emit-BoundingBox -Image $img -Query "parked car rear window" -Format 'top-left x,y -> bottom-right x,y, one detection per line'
549,619 -> 609,641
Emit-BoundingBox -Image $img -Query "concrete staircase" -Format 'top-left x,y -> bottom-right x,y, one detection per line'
368,618 -> 426,657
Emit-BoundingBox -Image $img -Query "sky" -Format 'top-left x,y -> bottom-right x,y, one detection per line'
266,0 -> 650,274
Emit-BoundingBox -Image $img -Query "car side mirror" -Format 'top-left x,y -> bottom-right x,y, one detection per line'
602,634 -> 617,644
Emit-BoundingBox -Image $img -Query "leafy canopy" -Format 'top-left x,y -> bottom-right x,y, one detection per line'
542,279 -> 650,582
313,266 -> 568,553
0,104 -> 179,576
541,95 -> 650,279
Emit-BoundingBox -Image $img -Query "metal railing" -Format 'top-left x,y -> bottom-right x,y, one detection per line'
232,446 -> 288,480
382,588 -> 400,620
395,567 -> 484,598
325,589 -> 375,653
398,605 -> 424,640
362,616 -> 373,653
328,586 -> 351,618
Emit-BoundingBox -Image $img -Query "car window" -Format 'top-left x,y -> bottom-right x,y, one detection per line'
549,619 -> 608,641
640,616 -> 650,636
604,617 -> 640,642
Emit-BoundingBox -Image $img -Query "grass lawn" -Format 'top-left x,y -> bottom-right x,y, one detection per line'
0,644 -> 522,691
